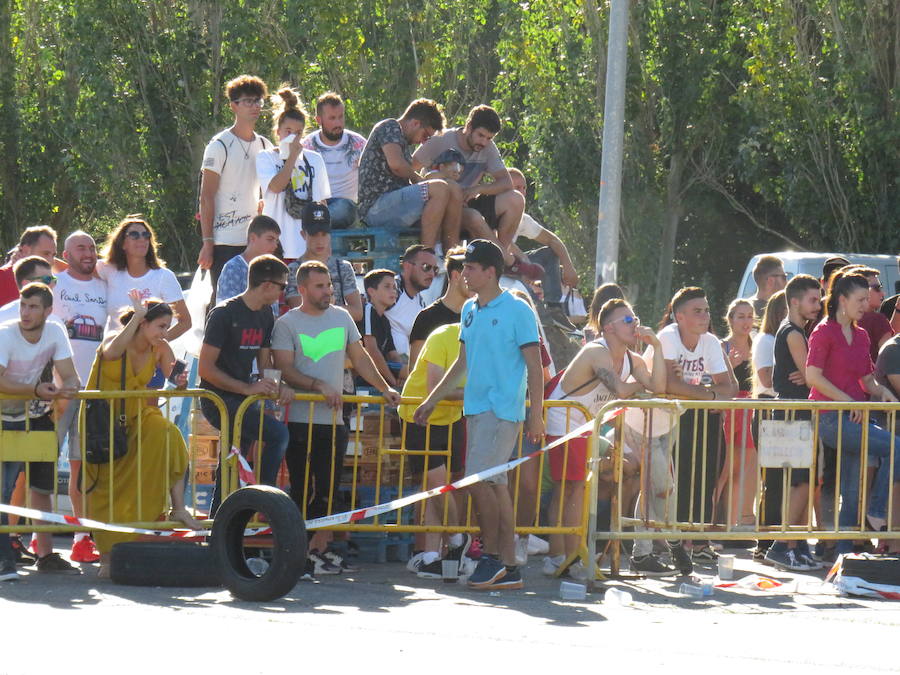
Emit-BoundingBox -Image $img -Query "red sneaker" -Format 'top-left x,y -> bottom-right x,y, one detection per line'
70,537 -> 101,563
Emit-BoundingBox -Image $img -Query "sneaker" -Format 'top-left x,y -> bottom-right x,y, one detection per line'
70,537 -> 100,564
669,544 -> 694,575
526,534 -> 550,555
308,551 -> 341,575
35,552 -> 81,575
0,559 -> 19,582
796,550 -> 822,570
692,544 -> 719,561
467,555 -> 506,588
514,535 -> 528,566
542,554 -> 565,576
445,534 -> 472,567
752,546 -> 767,563
459,556 -> 478,577
764,547 -> 811,572
406,551 -> 426,573
10,535 -> 37,566
415,557 -> 444,579
300,558 -> 316,582
492,566 -> 524,590
506,260 -> 545,282
631,553 -> 677,577
323,549 -> 359,572
566,560 -> 588,581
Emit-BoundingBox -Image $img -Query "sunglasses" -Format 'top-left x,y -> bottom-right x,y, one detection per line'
27,275 -> 56,285
416,263 -> 439,273
605,314 -> 639,327
125,230 -> 152,240
265,279 -> 288,290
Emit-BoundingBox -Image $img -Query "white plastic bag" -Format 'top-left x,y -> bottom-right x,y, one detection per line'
169,267 -> 211,358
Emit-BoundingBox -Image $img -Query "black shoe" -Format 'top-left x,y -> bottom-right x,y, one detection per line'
415,557 -> 444,579
0,559 -> 19,582
669,544 -> 693,575
10,536 -> 36,566
492,566 -> 524,589
445,534 -> 473,566
631,553 -> 676,577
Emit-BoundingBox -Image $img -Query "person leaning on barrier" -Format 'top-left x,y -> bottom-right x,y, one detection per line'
0,282 -> 80,580
804,269 -> 900,556
199,254 -> 293,515
86,291 -> 200,579
874,331 -> 900,430
763,273 -> 823,571
656,286 -> 738,572
272,260 -> 400,576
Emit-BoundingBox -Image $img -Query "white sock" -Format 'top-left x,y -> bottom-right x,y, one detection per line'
448,534 -> 464,548
422,551 -> 440,565
73,532 -> 89,543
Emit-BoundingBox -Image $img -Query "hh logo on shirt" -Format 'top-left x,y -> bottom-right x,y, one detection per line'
240,328 -> 264,348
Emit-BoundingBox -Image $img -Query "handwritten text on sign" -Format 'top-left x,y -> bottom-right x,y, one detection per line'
758,420 -> 814,469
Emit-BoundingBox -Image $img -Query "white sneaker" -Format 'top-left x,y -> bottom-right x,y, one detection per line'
567,560 -> 588,581
514,536 -> 529,566
527,534 -> 550,555
406,551 -> 426,573
542,554 -> 565,576
459,556 -> 478,577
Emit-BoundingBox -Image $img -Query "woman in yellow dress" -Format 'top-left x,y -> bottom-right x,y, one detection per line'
85,289 -> 200,577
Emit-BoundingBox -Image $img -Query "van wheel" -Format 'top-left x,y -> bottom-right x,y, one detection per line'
210,485 -> 307,601
109,541 -> 220,587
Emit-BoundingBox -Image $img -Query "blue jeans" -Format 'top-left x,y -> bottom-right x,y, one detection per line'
326,197 -> 358,229
200,396 -> 289,515
818,411 -> 900,553
364,184 -> 427,229
526,246 -> 562,304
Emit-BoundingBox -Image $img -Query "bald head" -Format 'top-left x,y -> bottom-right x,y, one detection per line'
508,167 -> 526,196
63,230 -> 98,278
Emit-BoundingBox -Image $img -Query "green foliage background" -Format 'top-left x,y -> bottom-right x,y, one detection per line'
1,0 -> 897,327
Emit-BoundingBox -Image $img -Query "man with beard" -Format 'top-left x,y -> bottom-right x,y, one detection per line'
52,231 -> 108,563
302,92 -> 367,229
385,244 -> 438,360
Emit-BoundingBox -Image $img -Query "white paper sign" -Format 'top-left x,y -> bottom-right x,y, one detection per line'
758,420 -> 814,468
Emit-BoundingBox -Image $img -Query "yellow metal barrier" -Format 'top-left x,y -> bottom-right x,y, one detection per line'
230,393 -> 596,571
0,389 -> 229,534
586,398 -> 900,578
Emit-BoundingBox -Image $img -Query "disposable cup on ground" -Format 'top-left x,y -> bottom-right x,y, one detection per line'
701,579 -> 715,596
442,559 -> 459,582
718,553 -> 735,580
679,582 -> 704,597
559,581 -> 587,601
603,588 -> 632,606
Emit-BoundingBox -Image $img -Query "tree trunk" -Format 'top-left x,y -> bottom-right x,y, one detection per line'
654,151 -> 684,315
0,0 -> 22,247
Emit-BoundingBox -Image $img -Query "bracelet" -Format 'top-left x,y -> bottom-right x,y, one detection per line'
202,237 -> 214,242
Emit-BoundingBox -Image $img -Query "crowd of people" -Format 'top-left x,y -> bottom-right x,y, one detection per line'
0,73 -> 898,592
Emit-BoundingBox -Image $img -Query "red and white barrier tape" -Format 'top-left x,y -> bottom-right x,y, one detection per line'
0,407 -> 622,538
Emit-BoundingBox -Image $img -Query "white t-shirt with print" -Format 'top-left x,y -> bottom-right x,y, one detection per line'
302,129 -> 367,201
96,262 -> 184,333
202,129 -> 273,246
656,322 -> 728,385
0,320 -> 73,421
256,148 -> 331,260
385,277 -> 426,358
52,271 -> 108,385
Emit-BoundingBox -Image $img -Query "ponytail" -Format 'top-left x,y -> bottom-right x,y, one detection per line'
824,271 -> 868,320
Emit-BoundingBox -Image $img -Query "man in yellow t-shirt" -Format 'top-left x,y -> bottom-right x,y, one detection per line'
399,323 -> 471,578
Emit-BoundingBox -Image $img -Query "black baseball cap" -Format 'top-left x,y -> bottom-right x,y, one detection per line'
464,239 -> 505,275
822,256 -> 850,284
302,201 -> 331,234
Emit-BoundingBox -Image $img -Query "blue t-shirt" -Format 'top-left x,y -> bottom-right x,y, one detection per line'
216,254 -> 278,316
459,290 -> 539,422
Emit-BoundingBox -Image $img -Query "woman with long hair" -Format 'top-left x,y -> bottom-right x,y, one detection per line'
97,216 -> 190,341
715,299 -> 757,528
256,86 -> 331,261
751,290 -> 787,397
806,270 -> 900,554
85,291 -> 200,577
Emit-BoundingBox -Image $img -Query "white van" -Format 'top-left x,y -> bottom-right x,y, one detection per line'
738,252 -> 900,300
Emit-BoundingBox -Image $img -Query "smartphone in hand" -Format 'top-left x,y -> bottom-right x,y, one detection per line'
168,359 -> 187,386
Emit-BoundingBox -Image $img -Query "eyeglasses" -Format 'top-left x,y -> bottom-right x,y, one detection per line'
417,263 -> 438,273
265,279 -> 288,290
869,283 -> 883,291
234,97 -> 265,108
27,275 -> 56,285
605,314 -> 639,327
125,230 -> 152,240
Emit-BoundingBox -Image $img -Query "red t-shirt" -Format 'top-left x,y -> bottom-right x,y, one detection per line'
0,266 -> 17,306
807,318 -> 873,402
858,311 -> 893,362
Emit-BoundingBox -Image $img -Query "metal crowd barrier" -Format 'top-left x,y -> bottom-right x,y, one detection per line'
0,389 -> 228,533
586,398 -> 900,578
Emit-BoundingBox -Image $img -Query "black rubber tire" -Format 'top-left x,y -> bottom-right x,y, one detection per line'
109,541 -> 221,587
210,485 -> 307,601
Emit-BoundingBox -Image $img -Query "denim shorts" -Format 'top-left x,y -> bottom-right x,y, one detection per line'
364,184 -> 428,229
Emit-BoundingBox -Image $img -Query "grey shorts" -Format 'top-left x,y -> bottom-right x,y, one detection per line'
465,411 -> 522,486
58,402 -> 81,461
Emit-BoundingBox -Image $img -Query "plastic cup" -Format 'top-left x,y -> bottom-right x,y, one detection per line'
442,559 -> 459,582
718,553 -> 735,580
560,581 -> 587,601
603,588 -> 632,606
701,579 -> 715,597
263,369 -> 281,386
679,582 -> 704,597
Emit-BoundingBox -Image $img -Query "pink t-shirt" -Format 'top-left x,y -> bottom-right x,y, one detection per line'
858,311 -> 893,362
806,319 -> 873,402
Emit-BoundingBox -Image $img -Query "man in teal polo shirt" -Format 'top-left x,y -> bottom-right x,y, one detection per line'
415,239 -> 544,590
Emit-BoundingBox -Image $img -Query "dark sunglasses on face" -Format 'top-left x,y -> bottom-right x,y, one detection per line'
417,263 -> 438,273
125,230 -> 152,240
265,279 -> 288,290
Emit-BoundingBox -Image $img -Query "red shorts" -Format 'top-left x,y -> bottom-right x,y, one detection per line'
547,434 -> 589,482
